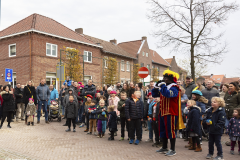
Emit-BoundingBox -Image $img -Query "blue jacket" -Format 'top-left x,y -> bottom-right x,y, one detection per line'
148,100 -> 156,116
48,88 -> 59,105
63,80 -> 72,87
88,105 -> 97,119
196,101 -> 206,120
226,117 -> 240,137
204,107 -> 226,135
186,106 -> 202,136
36,84 -> 50,101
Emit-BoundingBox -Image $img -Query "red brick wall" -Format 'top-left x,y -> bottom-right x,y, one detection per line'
137,40 -> 152,69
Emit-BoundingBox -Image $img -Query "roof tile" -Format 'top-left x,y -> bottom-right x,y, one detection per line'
118,40 -> 142,58
150,49 -> 170,67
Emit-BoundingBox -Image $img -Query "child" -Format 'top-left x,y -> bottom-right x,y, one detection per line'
65,95 -> 78,132
226,108 -> 240,155
117,91 -> 128,141
87,100 -> 97,135
125,90 -> 143,145
108,90 -> 120,116
94,100 -> 108,138
81,95 -> 93,131
107,105 -> 117,140
145,93 -> 155,143
205,97 -> 226,160
96,93 -> 101,105
185,100 -> 202,152
134,91 -> 144,141
99,95 -> 108,106
26,98 -> 36,126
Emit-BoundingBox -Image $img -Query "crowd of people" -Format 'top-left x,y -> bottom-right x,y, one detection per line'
0,72 -> 240,159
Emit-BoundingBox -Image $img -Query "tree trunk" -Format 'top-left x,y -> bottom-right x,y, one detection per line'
190,0 -> 195,81
191,46 -> 195,81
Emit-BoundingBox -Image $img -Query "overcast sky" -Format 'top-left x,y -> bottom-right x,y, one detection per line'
0,0 -> 239,77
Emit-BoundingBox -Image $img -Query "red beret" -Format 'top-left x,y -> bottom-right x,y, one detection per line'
87,95 -> 93,99
147,92 -> 152,97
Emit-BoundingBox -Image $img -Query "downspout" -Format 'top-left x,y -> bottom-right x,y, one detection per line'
28,32 -> 32,80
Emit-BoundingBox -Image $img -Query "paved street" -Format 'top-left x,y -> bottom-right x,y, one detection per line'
0,118 -> 238,160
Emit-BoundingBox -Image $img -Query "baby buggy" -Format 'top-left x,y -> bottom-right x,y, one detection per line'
48,100 -> 61,122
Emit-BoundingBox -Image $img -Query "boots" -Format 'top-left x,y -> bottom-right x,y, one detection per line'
185,138 -> 192,148
195,144 -> 202,152
84,129 -> 89,132
189,143 -> 197,150
31,122 -> 34,126
27,122 -> 30,126
102,133 -> 105,138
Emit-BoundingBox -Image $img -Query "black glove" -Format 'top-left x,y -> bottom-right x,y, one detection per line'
156,80 -> 164,87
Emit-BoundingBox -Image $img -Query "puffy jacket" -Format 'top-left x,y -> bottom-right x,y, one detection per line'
26,103 -> 36,116
184,82 -> 197,99
63,79 -> 72,87
226,117 -> 240,137
108,111 -> 118,131
65,101 -> 78,119
1,91 -> 15,112
202,88 -> 219,107
118,99 -> 127,118
204,107 -> 226,135
186,105 -> 202,136
82,84 -> 96,101
125,98 -> 143,120
14,87 -> 24,104
92,105 -> 108,120
48,88 -> 59,105
88,105 -> 97,119
224,91 -> 240,119
36,84 -> 50,101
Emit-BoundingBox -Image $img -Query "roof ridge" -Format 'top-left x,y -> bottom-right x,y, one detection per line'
118,39 -> 142,44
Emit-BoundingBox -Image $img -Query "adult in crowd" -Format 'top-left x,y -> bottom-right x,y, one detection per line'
78,84 -> 84,126
0,85 -> 15,129
103,85 -> 108,95
136,83 -> 144,102
121,83 -> 130,98
177,80 -> 182,86
48,84 -> 59,106
113,82 -> 122,92
129,82 -> 135,98
0,85 -> 3,93
59,85 -> 66,118
73,82 -> 82,124
196,82 -> 205,91
145,81 -> 155,100
36,78 -> 50,124
219,84 -> 229,99
184,76 -> 197,99
82,79 -> 96,101
104,87 -> 112,105
14,83 -> 25,121
202,80 -> 219,109
63,76 -> 72,87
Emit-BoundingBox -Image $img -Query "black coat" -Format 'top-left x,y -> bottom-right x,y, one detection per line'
65,101 -> 78,119
14,87 -> 24,104
23,85 -> 37,105
92,105 -> 108,120
82,84 -> 96,101
108,111 -> 118,131
1,92 -> 15,112
125,98 -> 143,120
186,106 -> 202,136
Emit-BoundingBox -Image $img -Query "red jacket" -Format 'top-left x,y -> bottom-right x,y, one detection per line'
0,95 -> 3,106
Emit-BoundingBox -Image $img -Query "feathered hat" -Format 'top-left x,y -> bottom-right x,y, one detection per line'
163,69 -> 179,83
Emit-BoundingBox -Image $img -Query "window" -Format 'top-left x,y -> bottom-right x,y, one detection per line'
146,53 -> 148,57
9,44 -> 16,57
104,56 -> 108,68
84,51 -> 92,62
46,43 -> 57,57
141,63 -> 144,67
147,64 -> 150,69
84,76 -> 92,85
142,52 -> 145,56
46,72 -> 57,89
126,61 -> 130,71
152,65 -> 155,69
121,60 -> 125,71
217,78 -> 220,80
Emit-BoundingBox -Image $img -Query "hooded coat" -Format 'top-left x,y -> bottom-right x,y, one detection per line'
62,88 -> 78,107
186,105 -> 202,136
65,101 -> 78,119
108,111 -> 118,131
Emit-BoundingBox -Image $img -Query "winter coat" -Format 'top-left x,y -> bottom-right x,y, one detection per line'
48,88 -> 59,105
26,103 -> 36,116
204,107 -> 226,135
95,90 -> 103,98
73,87 -> 81,102
224,91 -> 240,119
78,89 -> 84,106
118,99 -> 127,118
63,79 -> 72,87
23,85 -> 37,105
82,84 -> 96,101
65,101 -> 78,119
92,105 -> 108,120
83,101 -> 92,113
108,96 -> 120,116
121,88 -> 130,98
202,87 -> 219,107
14,87 -> 24,104
59,89 -> 65,105
36,83 -> 50,101
125,98 -> 143,120
148,102 -> 160,121
186,105 -> 202,136
108,111 -> 118,131
1,91 -> 15,112
147,100 -> 156,117
184,82 -> 197,99
195,96 -> 208,120
62,89 -> 78,107
88,105 -> 97,119
0,95 -> 3,106
226,117 -> 240,138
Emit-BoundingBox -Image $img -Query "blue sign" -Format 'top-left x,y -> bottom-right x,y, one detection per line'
5,68 -> 13,82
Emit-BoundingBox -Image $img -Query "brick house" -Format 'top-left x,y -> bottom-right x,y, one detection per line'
0,14 -> 102,89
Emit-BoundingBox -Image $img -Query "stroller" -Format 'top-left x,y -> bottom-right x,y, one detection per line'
48,100 -> 61,122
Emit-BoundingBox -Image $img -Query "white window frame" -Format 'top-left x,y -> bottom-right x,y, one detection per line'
84,51 -> 92,63
46,43 -> 58,57
104,56 -> 108,68
46,72 -> 58,90
121,60 -> 125,71
142,51 -> 145,56
9,43 -> 16,57
126,61 -> 130,71
147,64 -> 150,69
84,75 -> 92,85
146,53 -> 148,57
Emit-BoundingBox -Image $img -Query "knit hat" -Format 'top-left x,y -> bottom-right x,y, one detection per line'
110,90 -> 117,94
78,82 -> 82,85
147,92 -> 152,97
29,98 -> 34,102
87,95 -> 93,99
107,87 -> 113,91
80,85 -> 84,88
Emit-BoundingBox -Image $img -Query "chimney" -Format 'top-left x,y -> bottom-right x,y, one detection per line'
110,39 -> 117,44
142,36 -> 147,41
75,28 -> 83,34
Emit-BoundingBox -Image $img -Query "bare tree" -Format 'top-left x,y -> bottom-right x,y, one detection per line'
148,0 -> 238,80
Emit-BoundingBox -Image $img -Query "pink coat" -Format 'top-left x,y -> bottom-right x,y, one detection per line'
108,96 -> 120,116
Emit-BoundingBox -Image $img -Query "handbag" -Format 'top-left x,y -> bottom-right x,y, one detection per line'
28,115 -> 33,122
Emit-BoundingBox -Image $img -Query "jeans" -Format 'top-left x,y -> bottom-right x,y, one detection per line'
37,100 -> 48,121
129,119 -> 141,140
209,134 -> 223,156
225,118 -> 229,129
148,120 -> 153,139
67,118 -> 76,129
61,104 -> 65,116
78,105 -> 84,123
